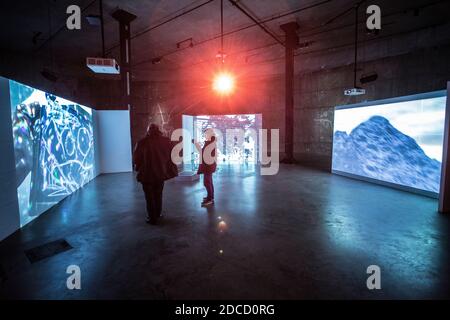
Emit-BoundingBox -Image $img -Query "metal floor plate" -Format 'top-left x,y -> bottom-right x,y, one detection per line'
24,239 -> 73,264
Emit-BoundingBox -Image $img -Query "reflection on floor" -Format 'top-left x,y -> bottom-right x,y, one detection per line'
0,165 -> 448,299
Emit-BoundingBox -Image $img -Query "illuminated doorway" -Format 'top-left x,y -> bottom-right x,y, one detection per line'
182,114 -> 262,169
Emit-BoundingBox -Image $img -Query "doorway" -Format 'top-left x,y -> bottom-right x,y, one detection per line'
182,114 -> 262,171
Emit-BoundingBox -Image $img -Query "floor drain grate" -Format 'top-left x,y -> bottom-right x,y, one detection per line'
25,239 -> 73,263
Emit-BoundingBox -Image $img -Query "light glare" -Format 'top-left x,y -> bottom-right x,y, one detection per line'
213,73 -> 234,95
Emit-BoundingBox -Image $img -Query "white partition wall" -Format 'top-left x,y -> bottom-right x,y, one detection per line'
95,110 -> 133,174
182,115 -> 195,166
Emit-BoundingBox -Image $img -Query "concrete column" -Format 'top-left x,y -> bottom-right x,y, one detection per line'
112,9 -> 136,144
439,82 -> 450,213
280,22 -> 299,164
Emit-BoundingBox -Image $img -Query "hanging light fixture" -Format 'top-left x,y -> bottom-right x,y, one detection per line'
216,0 -> 225,63
344,3 -> 365,96
213,0 -> 235,95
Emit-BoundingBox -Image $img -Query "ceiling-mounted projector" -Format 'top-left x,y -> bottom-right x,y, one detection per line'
86,57 -> 120,74
344,87 -> 366,96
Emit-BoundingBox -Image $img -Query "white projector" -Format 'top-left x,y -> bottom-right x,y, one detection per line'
344,87 -> 366,96
86,57 -> 120,74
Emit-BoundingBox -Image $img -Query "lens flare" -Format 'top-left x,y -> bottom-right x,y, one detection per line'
218,220 -> 227,233
213,72 -> 235,95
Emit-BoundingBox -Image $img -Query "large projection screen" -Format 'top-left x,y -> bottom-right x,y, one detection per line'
8,79 -> 95,226
332,91 -> 447,197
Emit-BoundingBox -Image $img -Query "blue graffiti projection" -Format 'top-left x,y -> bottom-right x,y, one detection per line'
10,80 -> 95,226
332,96 -> 446,194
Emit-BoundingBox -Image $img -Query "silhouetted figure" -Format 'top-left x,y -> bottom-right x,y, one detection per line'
193,129 -> 217,206
134,124 -> 178,224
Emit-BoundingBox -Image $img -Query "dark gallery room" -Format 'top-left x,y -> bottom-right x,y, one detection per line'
0,0 -> 449,314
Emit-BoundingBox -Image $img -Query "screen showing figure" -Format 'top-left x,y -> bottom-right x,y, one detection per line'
332,95 -> 446,194
9,80 -> 95,226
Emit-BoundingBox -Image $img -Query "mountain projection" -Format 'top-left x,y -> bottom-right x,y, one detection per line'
332,116 -> 441,193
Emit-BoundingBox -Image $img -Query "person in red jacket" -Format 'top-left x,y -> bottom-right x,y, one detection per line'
193,128 -> 217,207
133,124 -> 178,224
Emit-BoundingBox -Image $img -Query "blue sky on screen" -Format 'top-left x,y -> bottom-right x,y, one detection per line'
334,96 -> 446,161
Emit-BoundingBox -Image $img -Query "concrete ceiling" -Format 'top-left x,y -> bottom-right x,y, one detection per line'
1,0 -> 450,82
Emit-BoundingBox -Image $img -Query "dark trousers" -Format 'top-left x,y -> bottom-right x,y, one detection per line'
203,173 -> 214,200
142,181 -> 164,220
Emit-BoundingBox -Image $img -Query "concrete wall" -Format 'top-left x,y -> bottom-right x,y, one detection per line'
294,44 -> 450,170
129,77 -> 286,156
128,44 -> 450,170
0,49 -> 149,154
0,50 -> 128,111
2,27 -> 449,172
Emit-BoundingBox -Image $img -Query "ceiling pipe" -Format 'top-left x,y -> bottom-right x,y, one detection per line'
132,0 -> 332,67
228,0 -> 285,47
99,0 -> 105,57
132,0 -> 447,70
106,0 -> 215,54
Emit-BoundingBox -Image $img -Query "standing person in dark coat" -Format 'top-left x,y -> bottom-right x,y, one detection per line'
193,128 -> 217,207
133,124 -> 178,224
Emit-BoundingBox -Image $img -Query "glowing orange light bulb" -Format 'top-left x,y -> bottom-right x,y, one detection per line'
213,72 -> 235,95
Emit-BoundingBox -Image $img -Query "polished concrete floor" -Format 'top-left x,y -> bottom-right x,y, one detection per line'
0,165 -> 448,299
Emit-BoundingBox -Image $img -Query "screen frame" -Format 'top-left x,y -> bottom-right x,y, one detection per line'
332,90 -> 447,198
439,82 -> 450,212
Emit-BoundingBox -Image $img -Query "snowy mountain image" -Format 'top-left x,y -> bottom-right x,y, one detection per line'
332,116 -> 442,193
